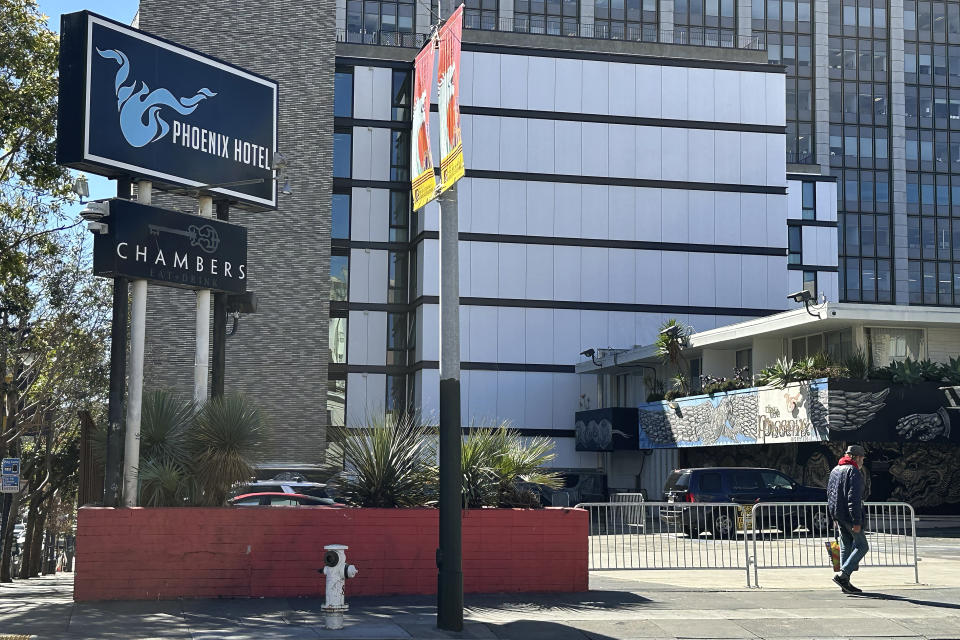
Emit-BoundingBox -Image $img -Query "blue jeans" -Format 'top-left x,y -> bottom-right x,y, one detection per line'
837,521 -> 869,575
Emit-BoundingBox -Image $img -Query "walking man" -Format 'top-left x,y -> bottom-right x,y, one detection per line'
827,444 -> 869,594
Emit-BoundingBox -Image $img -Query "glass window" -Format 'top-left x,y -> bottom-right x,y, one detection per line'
735,348 -> 752,379
866,327 -> 924,365
518,0 -> 579,36
334,130 -> 352,178
388,251 -> 408,303
331,254 -> 349,302
327,379 -> 346,427
390,130 -> 410,182
387,312 -> 408,365
465,0 -> 499,30
334,70 -> 353,118
699,472 -> 722,492
389,191 -> 409,242
803,270 -> 817,297
789,226 -> 802,263
386,374 -> 407,413
391,70 -> 411,120
332,192 -> 350,240
330,316 -> 348,364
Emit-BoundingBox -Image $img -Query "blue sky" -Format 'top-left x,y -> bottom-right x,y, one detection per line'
39,0 -> 139,215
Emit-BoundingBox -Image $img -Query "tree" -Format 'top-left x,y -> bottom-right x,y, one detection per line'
1,0 -> 109,582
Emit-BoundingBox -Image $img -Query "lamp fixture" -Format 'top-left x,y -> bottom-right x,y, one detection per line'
72,175 -> 90,203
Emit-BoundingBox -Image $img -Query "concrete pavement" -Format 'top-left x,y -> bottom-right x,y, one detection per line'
3,568 -> 960,640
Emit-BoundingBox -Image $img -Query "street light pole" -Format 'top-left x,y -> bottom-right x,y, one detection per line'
436,0 -> 463,630
104,177 -> 130,507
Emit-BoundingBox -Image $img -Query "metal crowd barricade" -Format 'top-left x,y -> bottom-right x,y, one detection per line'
576,502 -> 753,586
749,501 -> 919,587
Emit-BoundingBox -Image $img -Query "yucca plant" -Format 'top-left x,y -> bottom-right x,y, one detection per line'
136,390 -> 196,506
331,412 -> 436,507
460,423 -> 562,508
190,394 -> 266,506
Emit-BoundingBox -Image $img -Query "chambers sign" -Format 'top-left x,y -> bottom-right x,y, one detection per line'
57,11 -> 278,211
93,199 -> 247,293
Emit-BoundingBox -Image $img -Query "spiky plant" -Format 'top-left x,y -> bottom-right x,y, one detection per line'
917,359 -> 943,382
757,357 -> 802,388
942,356 -> 960,385
844,348 -> 869,380
460,426 -> 503,508
138,458 -> 191,507
190,394 -> 265,506
331,412 -> 436,508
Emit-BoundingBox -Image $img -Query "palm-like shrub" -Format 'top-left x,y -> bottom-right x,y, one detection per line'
134,391 -> 264,506
330,412 -> 436,507
191,394 -> 265,506
460,423 -> 562,508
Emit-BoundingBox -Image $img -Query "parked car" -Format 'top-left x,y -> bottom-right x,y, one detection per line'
231,472 -> 329,499
228,492 -> 337,506
660,467 -> 828,538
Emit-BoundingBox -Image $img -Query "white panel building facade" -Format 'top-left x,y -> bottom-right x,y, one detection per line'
330,30 -> 839,471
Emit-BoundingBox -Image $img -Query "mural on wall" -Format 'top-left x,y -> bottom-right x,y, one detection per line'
679,441 -> 960,514
636,380 -> 960,448
636,381 -> 829,448
574,408 -> 638,451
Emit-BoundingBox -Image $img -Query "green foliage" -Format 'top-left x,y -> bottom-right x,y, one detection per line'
460,423 -> 561,508
655,319 -> 691,368
671,372 -> 689,396
942,356 -> 960,385
663,389 -> 683,401
757,357 -> 803,388
844,349 -> 869,380
916,359 -> 942,381
134,392 -> 265,507
888,359 -> 924,385
329,412 -> 435,508
191,395 -> 265,506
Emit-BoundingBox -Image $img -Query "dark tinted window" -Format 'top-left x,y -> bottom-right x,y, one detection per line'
731,470 -> 763,491
664,471 -> 691,490
698,472 -> 722,492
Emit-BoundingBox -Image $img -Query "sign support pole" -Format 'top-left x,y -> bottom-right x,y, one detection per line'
104,178 -> 130,507
122,180 -> 150,507
211,200 -> 229,399
194,196 -> 213,405
436,0 -> 463,631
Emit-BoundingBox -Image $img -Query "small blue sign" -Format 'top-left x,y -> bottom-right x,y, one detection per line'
1,475 -> 19,493
1,458 -> 19,475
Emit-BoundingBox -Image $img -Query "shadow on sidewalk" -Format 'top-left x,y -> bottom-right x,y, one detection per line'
849,592 -> 960,610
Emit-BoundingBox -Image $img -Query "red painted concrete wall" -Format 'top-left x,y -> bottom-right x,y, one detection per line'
74,506 -> 588,601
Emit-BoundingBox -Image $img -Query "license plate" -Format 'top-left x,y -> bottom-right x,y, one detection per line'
737,507 -> 753,530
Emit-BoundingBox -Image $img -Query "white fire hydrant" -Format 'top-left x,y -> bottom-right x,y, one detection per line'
321,544 -> 358,630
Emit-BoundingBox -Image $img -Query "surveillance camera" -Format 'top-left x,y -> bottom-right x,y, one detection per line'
659,324 -> 681,337
86,221 -> 109,235
580,348 -> 595,359
787,290 -> 813,303
79,200 -> 110,222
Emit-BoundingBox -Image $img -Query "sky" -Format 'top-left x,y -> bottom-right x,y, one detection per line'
38,0 -> 140,217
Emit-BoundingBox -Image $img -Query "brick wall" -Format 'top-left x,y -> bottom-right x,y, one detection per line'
74,507 -> 588,601
136,0 -> 335,469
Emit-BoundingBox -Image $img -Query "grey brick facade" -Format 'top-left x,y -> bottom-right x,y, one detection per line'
137,0 -> 335,470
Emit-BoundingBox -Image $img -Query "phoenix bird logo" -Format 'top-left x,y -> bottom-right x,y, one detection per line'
97,48 -> 216,148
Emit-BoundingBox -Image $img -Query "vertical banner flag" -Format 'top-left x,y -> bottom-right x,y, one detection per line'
438,4 -> 465,194
411,44 -> 437,210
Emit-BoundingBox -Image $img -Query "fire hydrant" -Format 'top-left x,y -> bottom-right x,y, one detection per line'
321,544 -> 358,630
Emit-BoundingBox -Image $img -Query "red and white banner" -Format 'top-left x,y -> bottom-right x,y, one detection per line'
437,4 -> 465,194
411,44 -> 437,210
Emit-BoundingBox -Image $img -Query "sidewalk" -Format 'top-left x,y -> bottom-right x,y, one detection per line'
2,571 -> 960,640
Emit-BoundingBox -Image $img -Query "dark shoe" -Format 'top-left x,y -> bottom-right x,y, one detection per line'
833,574 -> 856,594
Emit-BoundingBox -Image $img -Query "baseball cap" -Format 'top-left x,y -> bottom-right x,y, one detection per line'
845,444 -> 866,457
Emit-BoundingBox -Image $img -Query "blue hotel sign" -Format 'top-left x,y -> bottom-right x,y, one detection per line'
57,12 -> 278,211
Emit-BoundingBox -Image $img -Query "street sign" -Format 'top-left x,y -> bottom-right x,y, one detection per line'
1,458 -> 20,494
92,199 -> 248,293
56,11 -> 279,211
1,458 -> 19,475
1,475 -> 19,493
